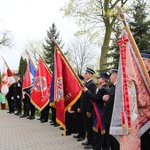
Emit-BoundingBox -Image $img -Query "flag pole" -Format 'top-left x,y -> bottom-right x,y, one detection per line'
1,56 -> 17,82
25,50 -> 36,70
48,33 -> 85,88
116,6 -> 150,87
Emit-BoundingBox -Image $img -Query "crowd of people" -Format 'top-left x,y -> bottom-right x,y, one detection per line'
2,51 -> 150,150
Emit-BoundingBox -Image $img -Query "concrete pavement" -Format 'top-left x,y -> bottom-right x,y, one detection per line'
0,110 -> 85,150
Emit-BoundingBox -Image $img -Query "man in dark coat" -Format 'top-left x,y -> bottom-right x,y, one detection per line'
102,69 -> 120,150
14,73 -> 22,116
6,83 -> 15,114
82,72 -> 110,150
140,51 -> 150,150
80,67 -> 96,149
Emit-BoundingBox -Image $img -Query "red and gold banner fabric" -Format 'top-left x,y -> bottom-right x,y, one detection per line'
54,48 -> 82,129
31,59 -> 52,111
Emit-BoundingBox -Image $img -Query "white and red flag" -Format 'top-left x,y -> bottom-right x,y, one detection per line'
1,58 -> 16,95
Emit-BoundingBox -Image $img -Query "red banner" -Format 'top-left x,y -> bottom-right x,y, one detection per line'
31,59 -> 52,111
54,48 -> 82,129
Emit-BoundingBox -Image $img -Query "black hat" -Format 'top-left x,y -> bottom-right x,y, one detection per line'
14,73 -> 20,77
78,74 -> 84,80
86,67 -> 95,74
97,72 -> 110,80
141,51 -> 150,60
110,69 -> 118,75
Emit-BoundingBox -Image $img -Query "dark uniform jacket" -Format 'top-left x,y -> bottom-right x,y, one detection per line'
14,79 -> 22,100
80,79 -> 96,113
103,84 -> 116,124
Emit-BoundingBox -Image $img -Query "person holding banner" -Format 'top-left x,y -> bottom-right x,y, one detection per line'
140,51 -> 150,150
102,69 -> 120,150
82,72 -> 110,150
14,73 -> 22,116
80,67 -> 96,149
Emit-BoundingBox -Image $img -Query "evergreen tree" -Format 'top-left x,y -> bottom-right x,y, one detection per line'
129,0 -> 150,51
18,56 -> 27,81
43,23 -> 63,69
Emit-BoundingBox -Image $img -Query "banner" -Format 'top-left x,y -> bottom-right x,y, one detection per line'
22,59 -> 36,90
31,59 -> 52,111
1,60 -> 16,95
109,30 -> 150,150
54,48 -> 82,129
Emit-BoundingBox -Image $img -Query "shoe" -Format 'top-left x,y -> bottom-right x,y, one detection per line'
84,144 -> 93,149
73,135 -> 79,138
14,112 -> 19,115
41,119 -> 48,123
29,116 -> 35,120
16,113 -> 22,116
54,123 -> 59,127
59,127 -> 64,130
77,137 -> 85,142
27,116 -> 30,119
82,141 -> 89,145
20,114 -> 27,118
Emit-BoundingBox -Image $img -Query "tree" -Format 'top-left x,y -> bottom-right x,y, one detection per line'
66,37 -> 97,74
22,39 -> 44,66
43,23 -> 64,70
61,0 -> 130,70
129,0 -> 150,51
0,30 -> 12,48
18,56 -> 27,81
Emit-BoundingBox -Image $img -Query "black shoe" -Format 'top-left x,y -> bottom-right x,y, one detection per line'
20,114 -> 27,118
41,119 -> 48,123
29,116 -> 35,120
73,135 -> 79,138
84,144 -> 93,149
77,137 -> 85,142
14,112 -> 19,115
16,113 -> 22,116
54,123 -> 59,127
82,141 -> 89,146
59,127 -> 64,130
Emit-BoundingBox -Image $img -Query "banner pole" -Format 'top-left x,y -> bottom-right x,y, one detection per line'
48,33 -> 85,88
116,6 -> 150,87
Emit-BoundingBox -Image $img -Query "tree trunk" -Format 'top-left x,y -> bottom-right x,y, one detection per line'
100,25 -> 112,71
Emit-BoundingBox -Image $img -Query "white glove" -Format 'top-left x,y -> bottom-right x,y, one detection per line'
17,95 -> 20,98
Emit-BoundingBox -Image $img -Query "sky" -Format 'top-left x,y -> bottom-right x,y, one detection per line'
0,0 -> 78,70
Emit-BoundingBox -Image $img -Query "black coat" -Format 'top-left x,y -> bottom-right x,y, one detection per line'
103,84 -> 116,124
85,84 -> 110,110
14,80 -> 22,100
80,79 -> 96,113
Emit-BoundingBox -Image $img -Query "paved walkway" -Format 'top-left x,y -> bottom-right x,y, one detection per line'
0,110 -> 85,150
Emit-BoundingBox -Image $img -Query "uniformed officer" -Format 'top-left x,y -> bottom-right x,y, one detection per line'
140,51 -> 150,150
14,73 -> 22,116
102,69 -> 120,150
80,67 -> 96,149
82,72 -> 110,150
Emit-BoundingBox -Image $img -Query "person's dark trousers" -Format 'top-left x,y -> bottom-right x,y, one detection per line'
50,106 -> 56,123
16,98 -> 22,113
141,129 -> 150,150
41,104 -> 50,121
76,113 -> 85,138
29,101 -> 35,117
93,131 -> 105,150
105,123 -> 119,150
7,97 -> 14,113
83,113 -> 94,145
